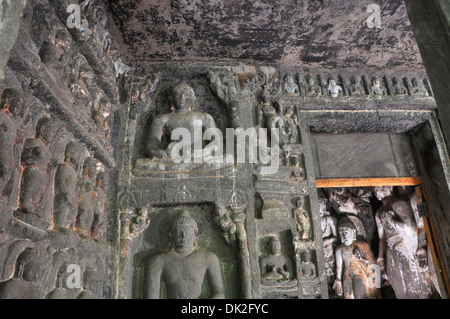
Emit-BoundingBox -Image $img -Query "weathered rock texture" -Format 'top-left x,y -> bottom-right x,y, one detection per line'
0,0 -> 123,299
102,0 -> 424,71
0,0 -> 448,300
0,0 -> 28,84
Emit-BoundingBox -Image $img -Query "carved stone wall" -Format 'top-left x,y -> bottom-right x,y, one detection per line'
0,0 -> 445,300
0,0 -> 123,299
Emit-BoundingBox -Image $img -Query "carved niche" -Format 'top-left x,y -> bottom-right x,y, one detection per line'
131,205 -> 242,299
319,186 -> 440,299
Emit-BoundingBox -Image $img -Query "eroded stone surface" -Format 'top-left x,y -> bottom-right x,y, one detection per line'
103,0 -> 424,71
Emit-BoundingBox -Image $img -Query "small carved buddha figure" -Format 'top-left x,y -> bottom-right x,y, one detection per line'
145,82 -> 218,161
410,78 -> 429,97
284,75 -> 299,94
92,97 -> 111,140
17,138 -> 51,217
333,218 -> 379,299
259,237 -> 297,288
129,208 -> 150,239
39,41 -> 69,86
293,197 -> 312,240
0,251 -> 43,299
35,117 -> 59,146
78,64 -> 95,88
300,250 -> 317,279
370,78 -> 387,97
145,211 -> 225,299
392,77 -> 408,96
305,77 -> 322,97
327,79 -> 343,98
349,77 -> 365,97
262,101 -> 286,148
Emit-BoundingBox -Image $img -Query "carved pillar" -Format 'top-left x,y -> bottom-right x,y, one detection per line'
231,206 -> 252,299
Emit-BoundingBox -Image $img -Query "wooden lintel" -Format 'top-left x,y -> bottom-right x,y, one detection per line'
315,177 -> 423,188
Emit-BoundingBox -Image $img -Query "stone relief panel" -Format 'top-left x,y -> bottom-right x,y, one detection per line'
259,235 -> 297,289
0,0 -> 121,299
292,196 -> 313,242
132,77 -> 233,177
319,186 -> 442,299
131,205 -> 240,299
116,64 -> 433,300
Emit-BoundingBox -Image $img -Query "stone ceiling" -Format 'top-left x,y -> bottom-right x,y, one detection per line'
102,0 -> 424,72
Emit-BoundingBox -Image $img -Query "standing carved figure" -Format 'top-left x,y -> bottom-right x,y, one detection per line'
374,186 -> 432,299
76,157 -> 96,235
319,198 -> 338,285
54,142 -> 84,229
91,171 -> 108,240
145,211 -> 225,299
333,218 -> 379,299
293,197 -> 312,240
18,138 -> 51,217
282,106 -> 298,144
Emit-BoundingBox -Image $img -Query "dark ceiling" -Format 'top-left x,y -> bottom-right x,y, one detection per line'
102,0 -> 424,71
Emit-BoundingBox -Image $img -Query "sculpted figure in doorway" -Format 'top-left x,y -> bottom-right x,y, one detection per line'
319,198 -> 338,284
145,211 -> 225,299
374,186 -> 432,299
333,218 -> 379,299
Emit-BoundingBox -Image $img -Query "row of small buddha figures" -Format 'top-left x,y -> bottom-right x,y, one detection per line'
268,74 -> 431,99
0,249 -> 103,299
15,137 -> 108,240
0,104 -> 108,239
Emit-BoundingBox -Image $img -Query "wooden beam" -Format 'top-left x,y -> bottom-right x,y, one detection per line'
315,177 -> 423,188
